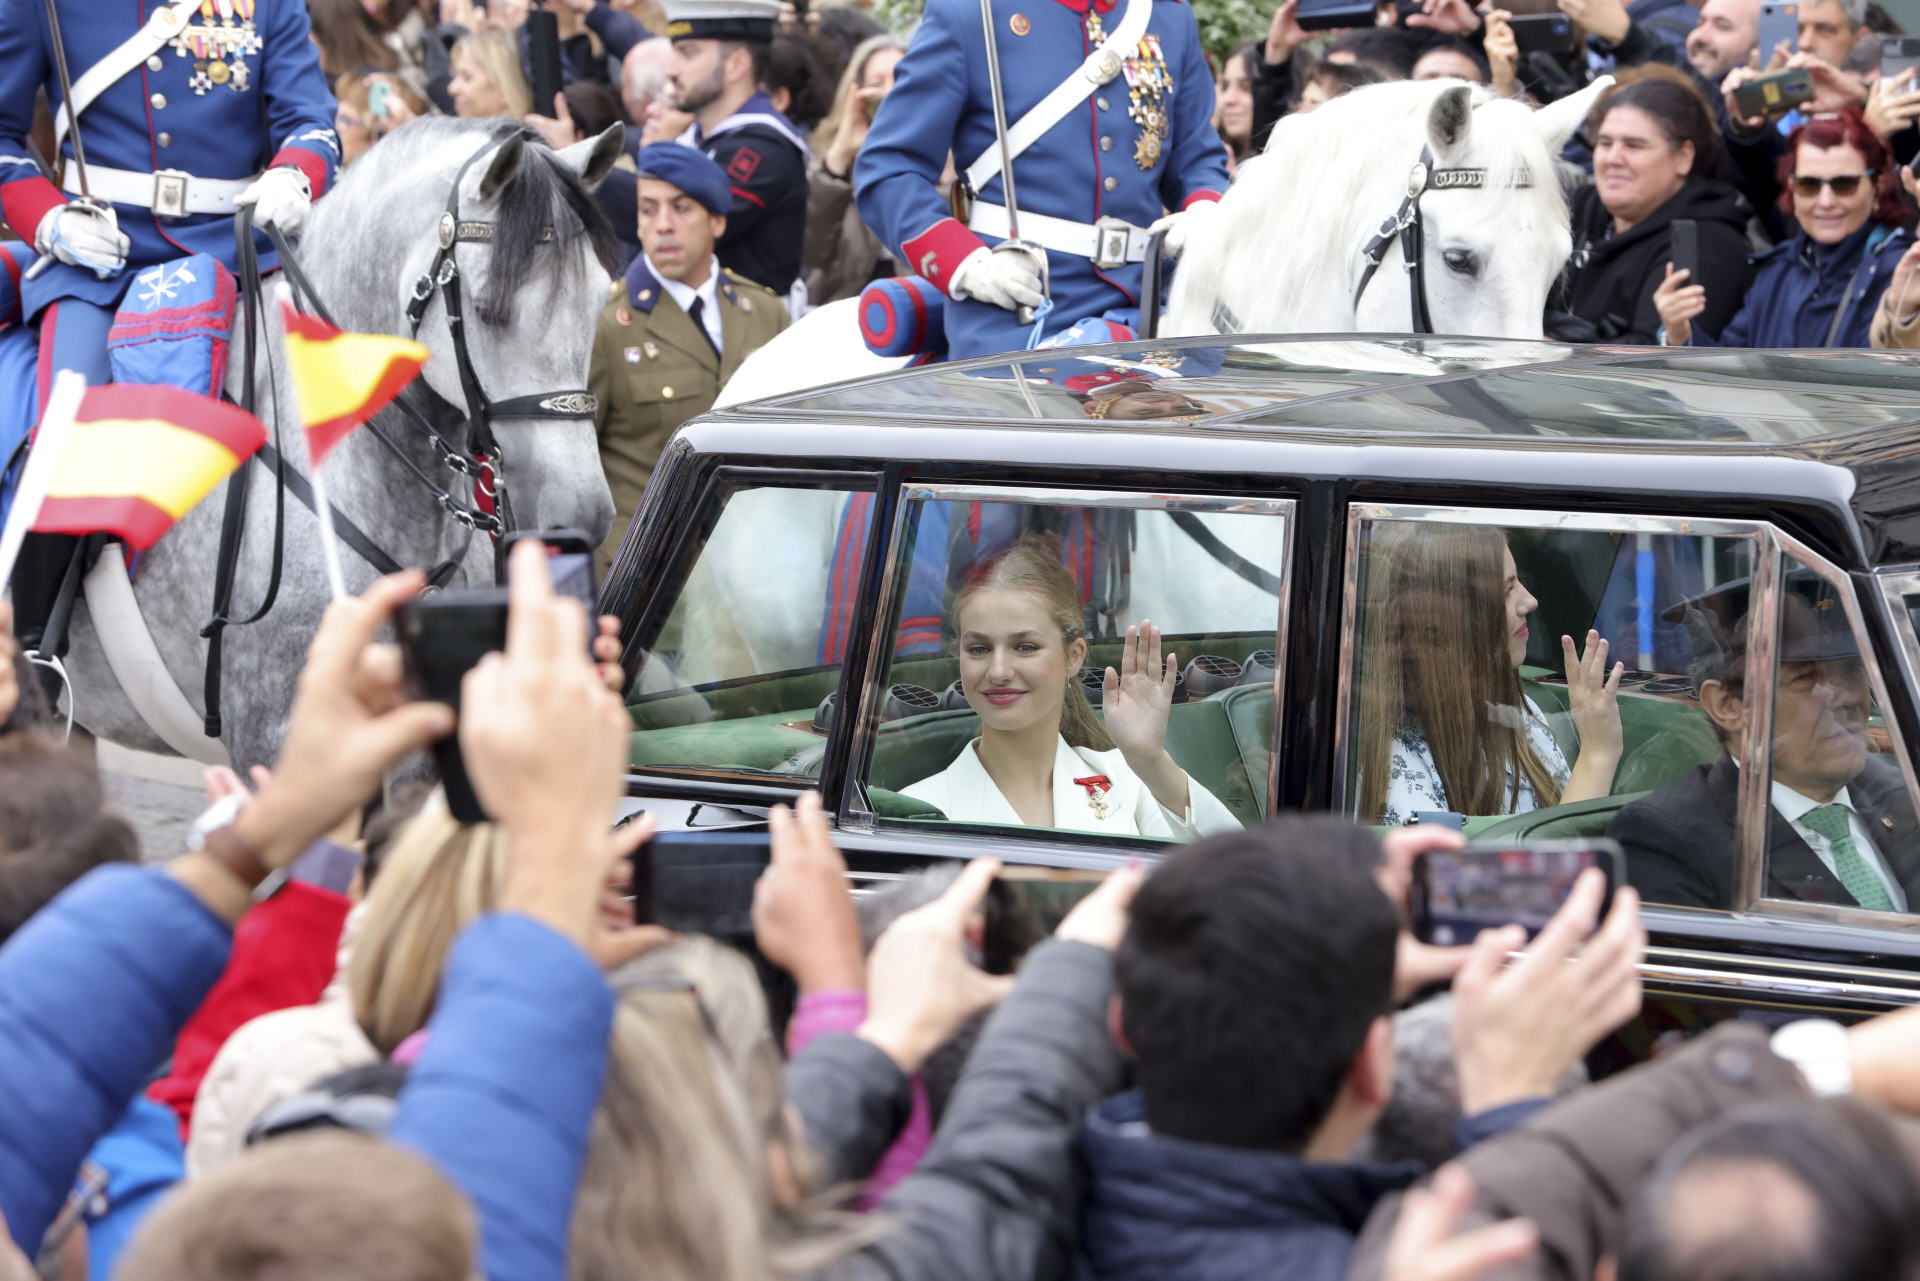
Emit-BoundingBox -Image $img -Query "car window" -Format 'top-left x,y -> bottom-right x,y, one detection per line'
860,490 -> 1290,843
626,480 -> 877,780
1755,552 -> 1920,916
1341,512 -> 1759,908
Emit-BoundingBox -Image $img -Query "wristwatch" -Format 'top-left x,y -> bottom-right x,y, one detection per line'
1769,1018 -> 1853,1097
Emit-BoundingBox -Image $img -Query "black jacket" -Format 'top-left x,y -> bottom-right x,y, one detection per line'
1549,178 -> 1753,345
1607,752 -> 1920,911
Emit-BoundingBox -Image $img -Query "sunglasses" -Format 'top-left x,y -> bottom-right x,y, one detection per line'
1791,171 -> 1877,199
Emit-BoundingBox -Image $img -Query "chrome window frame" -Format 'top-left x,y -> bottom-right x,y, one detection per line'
1753,547 -> 1920,933
1334,504 -> 1782,903
839,482 -> 1296,837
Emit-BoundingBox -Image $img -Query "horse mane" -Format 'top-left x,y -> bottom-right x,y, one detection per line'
348,116 -> 619,328
1169,79 -> 1568,333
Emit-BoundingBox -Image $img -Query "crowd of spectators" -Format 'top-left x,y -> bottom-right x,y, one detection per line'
9,549 -> 1920,1281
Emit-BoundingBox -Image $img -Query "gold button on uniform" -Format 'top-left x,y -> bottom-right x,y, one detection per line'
1096,96 -> 1109,110
1100,136 -> 1112,151
1009,12 -> 1029,33
1103,176 -> 1117,192
150,93 -> 166,109
662,386 -> 674,399
157,132 -> 171,147
147,55 -> 164,71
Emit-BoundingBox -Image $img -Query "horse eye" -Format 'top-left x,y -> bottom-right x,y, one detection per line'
1442,248 -> 1479,277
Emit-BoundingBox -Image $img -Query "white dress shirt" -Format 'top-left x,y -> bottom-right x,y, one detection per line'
652,254 -> 724,351
899,735 -> 1243,842
1769,780 -> 1907,911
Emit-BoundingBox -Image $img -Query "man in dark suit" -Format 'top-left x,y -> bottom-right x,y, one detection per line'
1609,572 -> 1920,912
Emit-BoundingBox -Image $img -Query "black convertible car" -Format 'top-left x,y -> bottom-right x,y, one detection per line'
603,335 -> 1920,1027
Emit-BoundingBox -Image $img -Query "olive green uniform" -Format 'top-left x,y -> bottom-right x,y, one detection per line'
588,259 -> 789,569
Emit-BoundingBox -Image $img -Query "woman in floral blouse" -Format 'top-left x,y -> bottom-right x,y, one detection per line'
1355,524 -> 1626,827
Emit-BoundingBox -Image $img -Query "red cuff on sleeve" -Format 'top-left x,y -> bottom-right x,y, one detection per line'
271,147 -> 330,200
1,174 -> 67,245
1181,190 -> 1223,211
900,217 -> 988,297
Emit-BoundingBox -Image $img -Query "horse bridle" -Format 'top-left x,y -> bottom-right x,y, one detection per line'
1351,145 -> 1532,335
401,127 -> 600,537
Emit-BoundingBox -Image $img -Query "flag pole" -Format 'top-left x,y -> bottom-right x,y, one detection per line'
274,283 -> 349,602
0,369 -> 86,591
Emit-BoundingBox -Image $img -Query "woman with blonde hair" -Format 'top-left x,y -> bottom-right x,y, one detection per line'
448,26 -> 532,120
1355,523 -> 1624,826
802,33 -> 908,305
900,535 -> 1240,840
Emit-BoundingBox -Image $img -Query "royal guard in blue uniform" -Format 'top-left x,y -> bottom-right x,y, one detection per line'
662,0 -> 808,301
853,0 -> 1230,359
0,0 -> 337,654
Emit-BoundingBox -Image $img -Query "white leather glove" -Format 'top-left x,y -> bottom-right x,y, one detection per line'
948,243 -> 1046,311
34,200 -> 128,278
236,165 -> 313,235
1149,199 -> 1223,259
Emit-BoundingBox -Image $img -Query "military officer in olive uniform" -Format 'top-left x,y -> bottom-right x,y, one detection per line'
589,143 -> 786,569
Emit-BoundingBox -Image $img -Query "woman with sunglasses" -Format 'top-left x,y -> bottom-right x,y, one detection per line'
1654,107 -> 1912,348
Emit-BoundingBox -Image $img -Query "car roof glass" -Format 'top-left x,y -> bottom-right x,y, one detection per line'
742,340 -> 1920,445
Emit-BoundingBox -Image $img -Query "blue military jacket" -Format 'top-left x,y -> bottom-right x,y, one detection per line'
683,91 -> 808,295
854,0 -> 1228,358
0,0 -> 338,314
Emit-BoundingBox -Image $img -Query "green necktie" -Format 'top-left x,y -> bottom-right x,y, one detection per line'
1801,804 -> 1894,911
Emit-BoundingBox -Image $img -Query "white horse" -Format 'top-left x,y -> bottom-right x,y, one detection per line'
59,117 -> 621,769
1166,78 -> 1606,337
721,77 -> 1609,406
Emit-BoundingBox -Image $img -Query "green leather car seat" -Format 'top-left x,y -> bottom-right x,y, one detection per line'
1471,791 -> 1649,842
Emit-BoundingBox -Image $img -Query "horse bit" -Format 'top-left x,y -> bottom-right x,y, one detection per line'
1350,144 -> 1532,336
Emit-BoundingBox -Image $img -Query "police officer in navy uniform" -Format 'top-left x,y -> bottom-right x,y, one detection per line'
662,0 -> 808,299
0,0 -> 337,655
853,0 -> 1230,359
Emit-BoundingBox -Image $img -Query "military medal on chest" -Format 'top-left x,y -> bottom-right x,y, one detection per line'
1073,774 -> 1115,821
169,0 -> 260,96
1122,34 -> 1171,170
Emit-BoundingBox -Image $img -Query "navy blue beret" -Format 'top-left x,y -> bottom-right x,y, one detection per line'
636,143 -> 733,216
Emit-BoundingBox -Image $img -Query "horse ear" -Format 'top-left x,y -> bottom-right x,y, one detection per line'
1532,74 -> 1614,153
478,133 -> 527,202
554,124 -> 627,191
1424,84 -> 1475,162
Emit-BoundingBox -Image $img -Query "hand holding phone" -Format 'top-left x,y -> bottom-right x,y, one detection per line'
1448,863 -> 1645,1113
1506,12 -> 1578,54
1409,839 -> 1624,946
1667,218 -> 1698,289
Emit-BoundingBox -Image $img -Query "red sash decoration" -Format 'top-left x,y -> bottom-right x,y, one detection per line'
1074,774 -> 1114,821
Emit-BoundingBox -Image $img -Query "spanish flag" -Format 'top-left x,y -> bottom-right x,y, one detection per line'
32,384 -> 268,551
280,305 -> 428,463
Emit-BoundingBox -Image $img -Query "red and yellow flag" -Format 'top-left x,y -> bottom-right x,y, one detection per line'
32,384 -> 268,550
281,306 -> 428,463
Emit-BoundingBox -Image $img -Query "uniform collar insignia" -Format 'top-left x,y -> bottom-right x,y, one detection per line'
626,255 -> 662,313
718,274 -> 740,306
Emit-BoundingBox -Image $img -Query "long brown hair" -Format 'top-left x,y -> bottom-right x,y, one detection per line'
951,534 -> 1114,751
1355,524 -> 1560,821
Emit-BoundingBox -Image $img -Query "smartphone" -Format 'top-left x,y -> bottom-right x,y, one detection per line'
631,827 -> 771,934
1409,839 -> 1624,946
368,78 -> 392,118
1758,0 -> 1799,63
862,90 -> 885,123
505,528 -> 598,610
1295,0 -> 1377,31
1668,218 -> 1698,285
527,9 -> 564,119
1882,35 -> 1920,91
1508,12 -> 1579,54
1731,66 -> 1814,118
1393,0 -> 1424,21
396,588 -> 511,823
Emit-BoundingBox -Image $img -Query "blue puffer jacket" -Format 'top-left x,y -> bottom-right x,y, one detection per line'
1073,1091 -> 1423,1281
1690,222 -> 1912,349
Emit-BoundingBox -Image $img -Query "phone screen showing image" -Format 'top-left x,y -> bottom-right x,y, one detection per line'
547,552 -> 595,608
1411,841 -> 1622,946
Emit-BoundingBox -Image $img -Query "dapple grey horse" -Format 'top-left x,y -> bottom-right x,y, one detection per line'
63,116 -> 622,771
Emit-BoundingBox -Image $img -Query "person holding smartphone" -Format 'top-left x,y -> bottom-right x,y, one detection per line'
1655,106 -> 1912,347
1548,74 -> 1754,345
